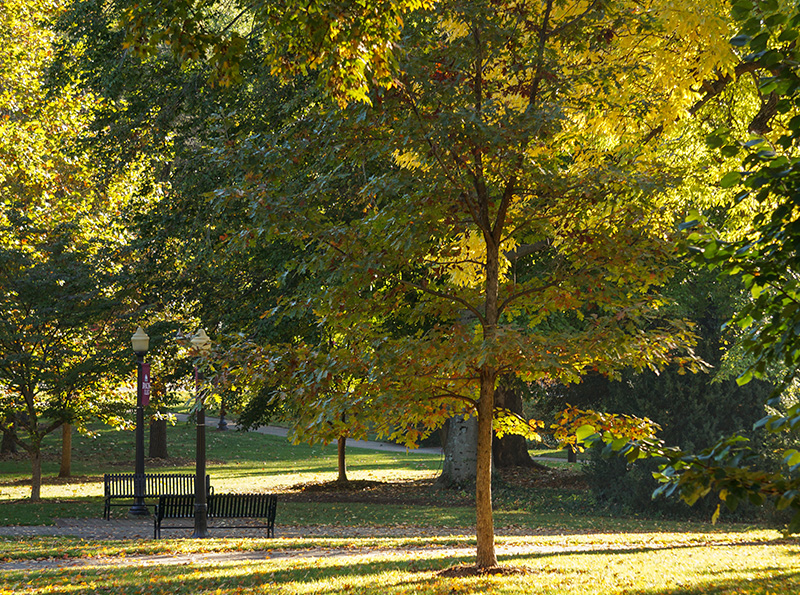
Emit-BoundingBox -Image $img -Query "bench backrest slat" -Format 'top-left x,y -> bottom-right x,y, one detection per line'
104,473 -> 210,498
209,494 -> 277,519
156,495 -> 196,521
157,494 -> 277,520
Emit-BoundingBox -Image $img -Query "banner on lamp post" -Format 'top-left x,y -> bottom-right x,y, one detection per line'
141,363 -> 151,407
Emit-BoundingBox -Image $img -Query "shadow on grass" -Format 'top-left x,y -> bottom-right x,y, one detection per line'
496,536 -> 799,564
1,550 -> 799,595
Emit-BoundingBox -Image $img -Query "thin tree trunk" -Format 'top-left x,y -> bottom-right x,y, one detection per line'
58,423 -> 72,478
337,435 -> 348,483
30,448 -> 42,501
476,370 -> 498,568
475,206 -> 500,569
567,444 -> 577,463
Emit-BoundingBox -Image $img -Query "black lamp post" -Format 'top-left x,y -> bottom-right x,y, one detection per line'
129,326 -> 150,516
191,328 -> 211,538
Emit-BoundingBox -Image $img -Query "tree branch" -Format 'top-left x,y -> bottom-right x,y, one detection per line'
399,278 -> 487,328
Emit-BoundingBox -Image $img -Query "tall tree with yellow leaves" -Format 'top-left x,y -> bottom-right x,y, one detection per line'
185,0 -> 743,570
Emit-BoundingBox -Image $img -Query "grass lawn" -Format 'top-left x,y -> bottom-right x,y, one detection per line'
1,420 -> 798,593
0,531 -> 798,594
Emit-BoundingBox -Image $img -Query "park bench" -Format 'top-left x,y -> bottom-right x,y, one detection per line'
153,493 -> 277,539
103,473 -> 213,519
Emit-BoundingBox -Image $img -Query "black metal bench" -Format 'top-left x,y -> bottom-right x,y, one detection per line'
154,493 -> 277,538
103,473 -> 213,519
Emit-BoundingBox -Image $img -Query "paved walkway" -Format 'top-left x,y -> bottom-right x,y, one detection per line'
177,414 -> 445,455
0,518 -> 476,541
0,544 -> 484,572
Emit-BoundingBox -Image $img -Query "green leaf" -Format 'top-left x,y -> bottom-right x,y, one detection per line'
719,171 -> 742,188
575,424 -> 596,444
784,449 -> 800,467
736,369 -> 753,386
730,34 -> 750,46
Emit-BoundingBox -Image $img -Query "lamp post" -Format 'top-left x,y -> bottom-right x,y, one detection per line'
191,328 -> 211,538
130,327 -> 150,516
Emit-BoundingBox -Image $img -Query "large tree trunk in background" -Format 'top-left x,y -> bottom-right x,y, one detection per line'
1,417 -> 17,455
337,436 -> 348,483
436,415 -> 478,488
149,419 -> 169,459
58,423 -> 72,478
492,380 -> 536,468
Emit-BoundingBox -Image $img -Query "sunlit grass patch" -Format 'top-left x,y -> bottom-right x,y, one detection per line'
0,531 -> 798,594
0,422 -> 444,525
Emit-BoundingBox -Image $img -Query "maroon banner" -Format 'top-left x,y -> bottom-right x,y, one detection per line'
141,363 -> 151,407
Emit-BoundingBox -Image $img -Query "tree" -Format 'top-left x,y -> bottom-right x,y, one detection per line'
0,0 -> 132,499
645,0 -> 800,531
564,268 -> 774,517
198,0 -> 736,570
59,423 -> 73,478
119,0 -> 756,570
0,226 -> 129,499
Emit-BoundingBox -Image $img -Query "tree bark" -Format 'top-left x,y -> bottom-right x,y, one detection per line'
474,166 -> 501,568
475,368 -> 498,569
149,418 -> 169,459
30,448 -> 42,501
1,417 -> 17,455
567,444 -> 577,463
436,415 -> 478,487
492,380 -> 536,468
58,423 -> 72,478
337,435 -> 348,483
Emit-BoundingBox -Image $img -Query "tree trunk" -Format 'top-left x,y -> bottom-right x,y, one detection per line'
58,423 -> 72,478
30,448 -> 42,501
474,196 -> 501,568
492,380 -> 536,468
475,369 -> 498,569
1,417 -> 16,455
436,415 -> 478,487
567,444 -> 577,463
149,418 -> 169,459
337,435 -> 348,483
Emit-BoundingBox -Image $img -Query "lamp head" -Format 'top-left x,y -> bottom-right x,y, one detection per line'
131,327 -> 150,354
191,328 -> 211,353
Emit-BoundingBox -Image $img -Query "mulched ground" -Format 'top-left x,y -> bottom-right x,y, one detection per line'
280,464 -> 587,506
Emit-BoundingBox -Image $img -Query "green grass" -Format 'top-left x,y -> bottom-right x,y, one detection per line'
0,531 -> 798,594
0,420 -> 769,533
0,422 -> 442,524
2,420 -> 800,593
